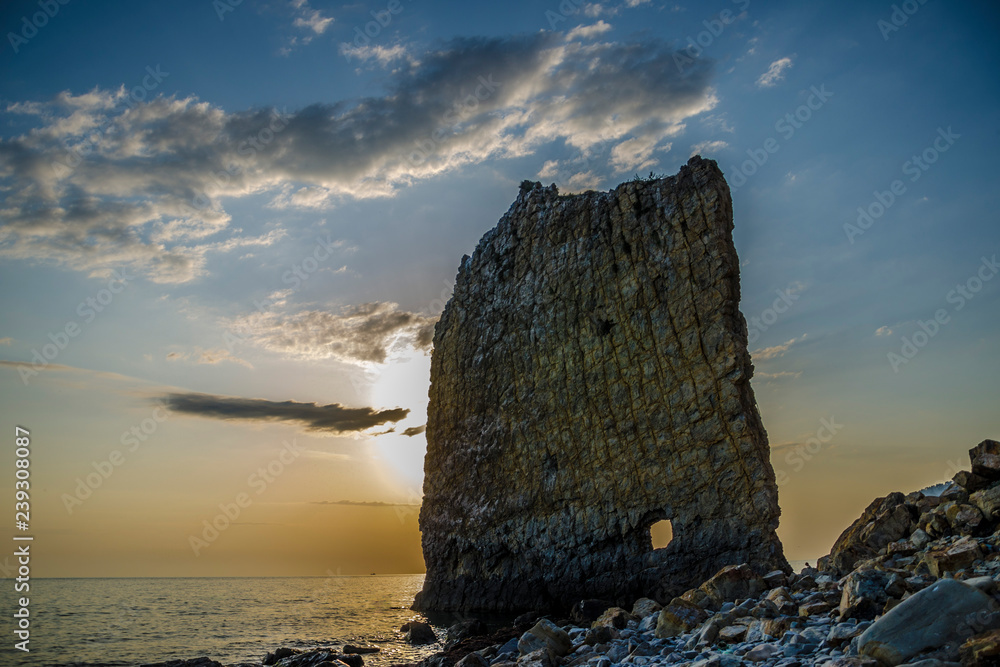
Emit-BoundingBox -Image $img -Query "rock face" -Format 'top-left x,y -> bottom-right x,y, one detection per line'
414,156 -> 788,613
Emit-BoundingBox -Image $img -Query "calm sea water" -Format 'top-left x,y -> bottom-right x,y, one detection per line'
3,576 -> 458,667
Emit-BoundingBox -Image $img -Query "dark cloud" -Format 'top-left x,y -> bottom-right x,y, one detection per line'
0,34 -> 716,282
161,392 -> 408,433
402,425 -> 426,436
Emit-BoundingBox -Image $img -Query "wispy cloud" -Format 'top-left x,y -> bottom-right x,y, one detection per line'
161,392 -> 409,434
402,424 -> 426,437
0,35 -> 717,283
690,139 -> 729,156
338,43 -> 412,67
231,302 -> 436,365
310,499 -> 420,507
752,334 -> 807,361
756,370 -> 802,381
166,347 -> 253,369
0,337 -> 12,345
281,0 -> 334,54
566,21 -> 613,41
874,326 -> 893,337
756,56 -> 794,88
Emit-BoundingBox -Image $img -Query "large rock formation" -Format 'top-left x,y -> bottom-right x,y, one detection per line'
414,156 -> 787,613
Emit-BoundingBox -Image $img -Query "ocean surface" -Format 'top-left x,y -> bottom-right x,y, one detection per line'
3,575 -> 470,667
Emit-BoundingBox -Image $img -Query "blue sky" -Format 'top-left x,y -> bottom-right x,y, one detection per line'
1,0 -> 998,575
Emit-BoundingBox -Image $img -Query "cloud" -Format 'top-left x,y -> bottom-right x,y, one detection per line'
0,34 -> 717,283
701,114 -> 734,134
0,337 -> 12,345
875,326 -> 893,337
752,334 -> 807,361
161,392 -> 409,433
310,499 -> 420,507
402,424 -> 426,436
231,301 -> 436,364
690,140 -> 729,157
166,347 -> 253,368
338,43 -> 412,67
756,370 -> 802,381
566,21 -> 613,41
756,57 -> 794,88
282,0 -> 334,53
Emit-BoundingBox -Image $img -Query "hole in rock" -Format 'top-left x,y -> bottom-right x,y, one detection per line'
649,519 -> 673,550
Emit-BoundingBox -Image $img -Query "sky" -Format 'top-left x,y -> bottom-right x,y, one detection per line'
0,0 -> 998,578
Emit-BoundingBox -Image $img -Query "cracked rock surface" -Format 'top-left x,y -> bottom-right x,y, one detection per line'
414,156 -> 788,613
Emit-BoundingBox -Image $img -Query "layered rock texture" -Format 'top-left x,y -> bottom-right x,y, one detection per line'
414,156 -> 788,613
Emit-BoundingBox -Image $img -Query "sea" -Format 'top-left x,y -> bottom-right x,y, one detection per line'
5,566 -> 817,666
2,575 -> 472,667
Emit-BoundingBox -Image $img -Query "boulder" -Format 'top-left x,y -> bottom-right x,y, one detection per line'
517,648 -> 555,667
920,508 -> 954,539
402,621 -> 438,644
680,587 -> 713,609
822,493 -> 913,575
630,597 -> 662,619
718,624 -> 748,642
924,537 -> 983,577
591,607 -> 633,629
655,597 -> 709,638
858,579 -> 997,666
517,619 -> 571,657
840,569 -> 890,621
745,644 -> 782,662
954,471 -> 992,493
826,622 -> 867,648
456,654 -> 489,667
583,625 -> 617,646
970,439 -> 1000,479
970,484 -> 1000,522
698,564 -> 766,609
945,503 -> 986,535
960,629 -> 1000,667
342,645 -> 380,655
